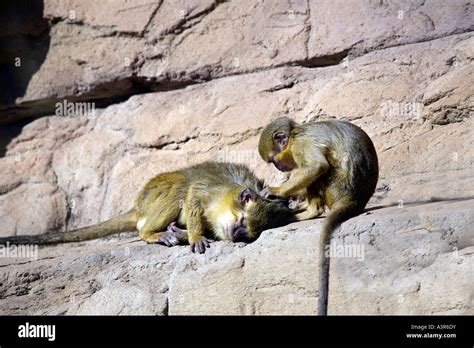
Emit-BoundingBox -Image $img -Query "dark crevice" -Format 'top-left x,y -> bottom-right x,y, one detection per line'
163,0 -> 227,36
429,106 -> 473,125
297,49 -> 349,68
0,256 -> 57,269
260,81 -> 296,93
163,296 -> 169,316
0,76 -> 200,125
141,0 -> 163,36
46,1 -> 163,39
0,117 -> 30,157
352,28 -> 474,58
366,196 -> 474,213
137,135 -> 197,150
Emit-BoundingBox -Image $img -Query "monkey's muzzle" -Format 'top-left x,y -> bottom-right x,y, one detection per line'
224,224 -> 253,243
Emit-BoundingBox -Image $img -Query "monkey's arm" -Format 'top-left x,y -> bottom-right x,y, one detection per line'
185,186 -> 212,254
270,149 -> 329,198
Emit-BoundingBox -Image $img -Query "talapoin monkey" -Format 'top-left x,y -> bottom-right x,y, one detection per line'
0,162 -> 296,254
258,117 -> 378,315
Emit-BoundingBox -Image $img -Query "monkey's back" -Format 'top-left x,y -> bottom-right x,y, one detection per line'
182,162 -> 263,192
135,162 -> 263,228
297,120 -> 379,208
137,162 -> 263,209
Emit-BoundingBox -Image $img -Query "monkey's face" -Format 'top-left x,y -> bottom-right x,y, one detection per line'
224,212 -> 251,243
231,188 -> 296,242
221,188 -> 257,243
268,131 -> 297,172
263,131 -> 288,170
258,117 -> 296,172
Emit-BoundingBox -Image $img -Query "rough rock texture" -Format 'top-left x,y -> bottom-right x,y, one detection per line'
2,0 -> 473,123
1,199 -> 472,315
0,0 -> 473,314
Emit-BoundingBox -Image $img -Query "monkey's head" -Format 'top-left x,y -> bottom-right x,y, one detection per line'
228,188 -> 296,242
258,117 -> 296,172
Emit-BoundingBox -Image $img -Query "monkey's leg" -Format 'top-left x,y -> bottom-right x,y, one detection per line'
296,195 -> 325,221
295,185 -> 325,221
138,216 -> 181,247
291,199 -> 308,213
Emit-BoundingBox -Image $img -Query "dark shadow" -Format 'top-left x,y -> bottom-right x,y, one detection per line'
0,0 -> 50,156
365,196 -> 474,213
0,118 -> 31,157
0,1 -> 50,106
280,196 -> 474,227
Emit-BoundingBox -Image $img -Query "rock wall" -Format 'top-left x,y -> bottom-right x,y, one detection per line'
0,0 -> 472,314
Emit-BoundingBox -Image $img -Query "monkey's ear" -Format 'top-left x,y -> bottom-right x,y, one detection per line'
273,132 -> 288,150
239,188 -> 257,206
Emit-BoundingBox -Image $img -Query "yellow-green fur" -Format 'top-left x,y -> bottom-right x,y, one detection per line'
258,117 -> 379,315
0,162 -> 295,251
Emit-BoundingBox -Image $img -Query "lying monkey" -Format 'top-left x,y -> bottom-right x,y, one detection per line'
0,162 -> 296,254
258,117 -> 379,315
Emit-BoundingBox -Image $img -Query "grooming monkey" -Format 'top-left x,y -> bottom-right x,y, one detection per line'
258,117 -> 379,315
0,162 -> 296,254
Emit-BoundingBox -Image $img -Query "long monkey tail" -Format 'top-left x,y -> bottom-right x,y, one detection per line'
0,210 -> 137,245
318,202 -> 362,315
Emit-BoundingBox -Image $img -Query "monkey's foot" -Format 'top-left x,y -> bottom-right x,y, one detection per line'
156,232 -> 180,247
166,222 -> 189,242
295,208 -> 324,221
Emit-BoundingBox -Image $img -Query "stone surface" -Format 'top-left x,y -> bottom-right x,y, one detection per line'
1,0 -> 473,123
0,0 -> 472,315
0,199 -> 472,315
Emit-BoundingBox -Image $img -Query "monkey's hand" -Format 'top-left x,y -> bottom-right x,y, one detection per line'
259,186 -> 283,199
189,235 -> 213,254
